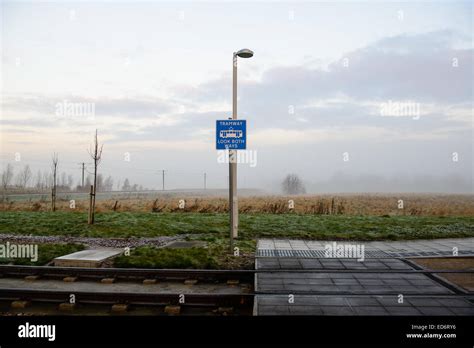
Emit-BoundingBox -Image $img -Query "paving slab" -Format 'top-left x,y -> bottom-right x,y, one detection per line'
254,238 -> 474,316
53,248 -> 123,267
257,271 -> 452,295
257,238 -> 474,258
254,295 -> 474,316
257,257 -> 413,270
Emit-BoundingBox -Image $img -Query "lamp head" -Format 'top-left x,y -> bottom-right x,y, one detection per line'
235,48 -> 254,58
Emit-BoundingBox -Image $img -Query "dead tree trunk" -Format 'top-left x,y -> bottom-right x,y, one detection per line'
88,185 -> 94,224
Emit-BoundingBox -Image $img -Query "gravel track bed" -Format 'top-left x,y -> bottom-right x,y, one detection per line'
0,234 -> 180,249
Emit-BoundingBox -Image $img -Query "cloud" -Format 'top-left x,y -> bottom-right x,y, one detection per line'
96,97 -> 173,118
184,30 -> 471,108
1,95 -> 174,119
169,30 -> 472,146
106,139 -> 208,151
250,124 -> 459,147
2,30 -> 472,150
247,30 -> 472,104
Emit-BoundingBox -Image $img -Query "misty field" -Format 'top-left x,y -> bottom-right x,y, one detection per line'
1,211 -> 473,241
1,194 -> 472,269
1,194 -> 473,216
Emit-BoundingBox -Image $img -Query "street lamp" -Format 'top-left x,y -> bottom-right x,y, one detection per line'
236,48 -> 254,59
230,48 -> 253,249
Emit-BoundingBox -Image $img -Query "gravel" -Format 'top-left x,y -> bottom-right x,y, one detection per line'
0,234 -> 181,249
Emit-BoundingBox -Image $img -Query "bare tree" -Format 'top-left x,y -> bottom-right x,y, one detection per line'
67,175 -> 74,190
42,172 -> 49,190
14,173 -> 22,187
51,153 -> 59,211
104,175 -> 114,191
85,176 -> 92,188
1,163 -> 14,193
96,174 -> 104,192
282,174 -> 306,195
35,170 -> 42,190
122,178 -> 131,191
88,130 -> 103,224
60,172 -> 67,188
18,165 -> 32,189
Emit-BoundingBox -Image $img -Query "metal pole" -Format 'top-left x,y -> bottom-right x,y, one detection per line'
229,53 -> 238,248
162,170 -> 165,191
81,163 -> 85,188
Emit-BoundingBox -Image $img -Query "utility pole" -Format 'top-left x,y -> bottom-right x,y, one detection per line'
78,162 -> 92,188
80,163 -> 85,187
229,48 -> 253,248
161,170 -> 166,191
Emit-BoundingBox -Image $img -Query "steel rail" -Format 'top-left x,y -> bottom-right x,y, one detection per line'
0,265 -> 471,279
0,288 -> 254,307
0,265 -> 255,282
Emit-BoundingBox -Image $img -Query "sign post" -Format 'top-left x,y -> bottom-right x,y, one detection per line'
216,119 -> 246,251
217,48 -> 253,252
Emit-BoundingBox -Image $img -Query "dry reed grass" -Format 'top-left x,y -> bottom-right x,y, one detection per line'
1,194 -> 473,216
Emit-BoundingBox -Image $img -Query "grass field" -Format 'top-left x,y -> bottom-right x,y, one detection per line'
113,247 -> 219,269
1,211 -> 473,241
1,202 -> 472,269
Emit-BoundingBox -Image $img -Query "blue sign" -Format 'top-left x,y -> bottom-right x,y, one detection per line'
216,120 -> 246,150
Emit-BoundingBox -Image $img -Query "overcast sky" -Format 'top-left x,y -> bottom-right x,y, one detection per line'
1,1 -> 472,193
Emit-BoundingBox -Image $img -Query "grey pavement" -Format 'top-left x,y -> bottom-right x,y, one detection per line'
255,295 -> 474,316
256,270 -> 454,295
257,257 -> 413,270
257,238 -> 474,258
254,237 -> 474,316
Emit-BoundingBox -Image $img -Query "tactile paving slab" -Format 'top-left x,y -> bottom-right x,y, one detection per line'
255,295 -> 474,316
256,271 -> 454,295
256,249 -> 474,258
256,257 -> 414,270
254,238 -> 474,316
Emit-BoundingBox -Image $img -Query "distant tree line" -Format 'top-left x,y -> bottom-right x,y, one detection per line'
0,163 -> 145,194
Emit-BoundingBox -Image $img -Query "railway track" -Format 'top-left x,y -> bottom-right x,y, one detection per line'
0,265 -> 255,315
0,260 -> 471,315
0,265 -> 255,282
0,288 -> 254,307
